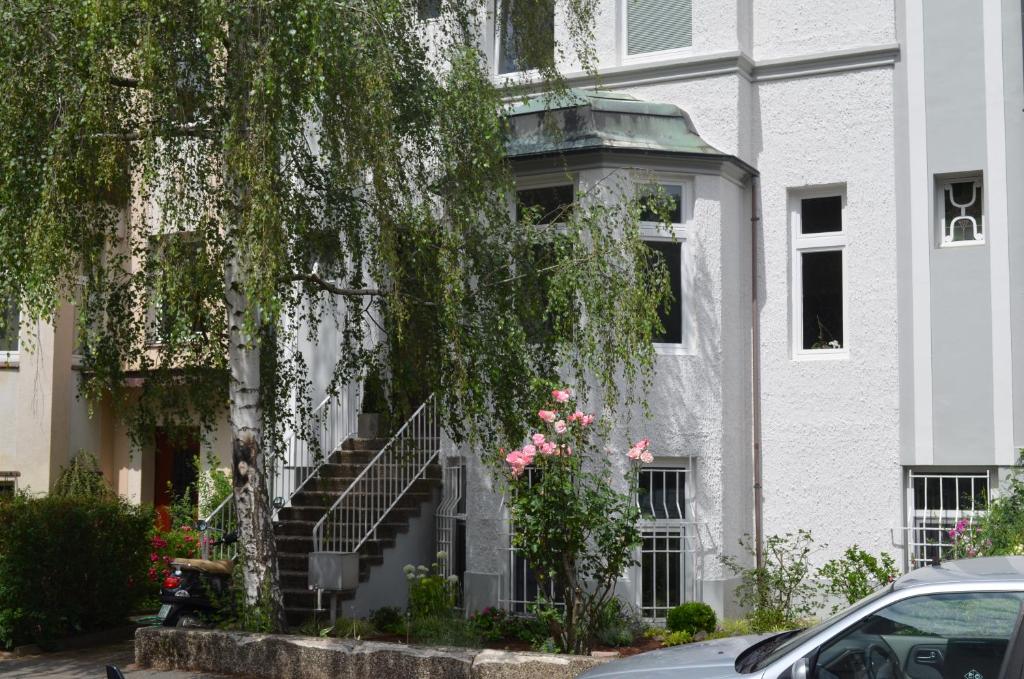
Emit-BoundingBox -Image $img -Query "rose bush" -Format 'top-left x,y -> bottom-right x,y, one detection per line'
503,387 -> 651,654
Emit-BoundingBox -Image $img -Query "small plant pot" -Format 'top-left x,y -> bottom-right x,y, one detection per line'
358,413 -> 381,439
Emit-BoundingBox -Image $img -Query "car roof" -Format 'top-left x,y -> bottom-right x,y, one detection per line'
894,556 -> 1024,590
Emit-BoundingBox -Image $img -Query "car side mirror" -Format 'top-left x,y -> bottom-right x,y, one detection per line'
791,657 -> 811,679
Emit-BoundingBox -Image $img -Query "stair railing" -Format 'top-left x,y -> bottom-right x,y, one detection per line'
201,380 -> 361,559
312,394 -> 440,555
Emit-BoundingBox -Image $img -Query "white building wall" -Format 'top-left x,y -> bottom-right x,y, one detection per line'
754,67 -> 902,561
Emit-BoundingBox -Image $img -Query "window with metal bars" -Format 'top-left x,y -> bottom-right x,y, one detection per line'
906,471 -> 990,569
506,467 -> 561,612
638,467 -> 694,620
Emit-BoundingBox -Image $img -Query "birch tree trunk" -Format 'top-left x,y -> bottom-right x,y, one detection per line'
225,252 -> 287,630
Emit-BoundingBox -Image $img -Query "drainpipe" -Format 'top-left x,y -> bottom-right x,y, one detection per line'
750,176 -> 764,570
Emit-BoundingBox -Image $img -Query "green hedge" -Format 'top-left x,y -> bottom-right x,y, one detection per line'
0,495 -> 152,649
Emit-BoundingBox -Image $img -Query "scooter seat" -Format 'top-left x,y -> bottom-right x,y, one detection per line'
171,558 -> 234,575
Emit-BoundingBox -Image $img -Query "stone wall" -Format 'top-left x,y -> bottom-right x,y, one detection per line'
135,627 -> 609,679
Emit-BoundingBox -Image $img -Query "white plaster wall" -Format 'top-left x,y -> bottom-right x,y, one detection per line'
752,0 -> 896,60
753,68 -> 902,566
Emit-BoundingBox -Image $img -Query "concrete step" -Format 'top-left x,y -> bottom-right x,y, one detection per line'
288,488 -> 435,508
274,519 -> 411,538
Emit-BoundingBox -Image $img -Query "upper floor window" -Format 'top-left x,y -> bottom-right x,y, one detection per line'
938,174 -> 984,246
496,0 -> 555,74
791,190 -> 847,358
417,0 -> 442,20
0,297 -> 19,356
624,0 -> 692,59
639,182 -> 687,349
516,184 -> 574,226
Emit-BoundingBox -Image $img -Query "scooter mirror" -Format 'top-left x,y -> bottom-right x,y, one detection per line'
195,519 -> 209,532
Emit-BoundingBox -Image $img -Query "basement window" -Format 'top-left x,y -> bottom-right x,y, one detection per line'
791,190 -> 847,357
906,470 -> 990,569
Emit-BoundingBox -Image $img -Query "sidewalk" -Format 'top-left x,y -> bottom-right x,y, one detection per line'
0,640 -> 233,678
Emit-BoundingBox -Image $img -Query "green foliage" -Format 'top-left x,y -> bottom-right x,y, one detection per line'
51,452 -> 113,500
408,615 -> 482,648
405,553 -> 458,619
504,388 -> 646,654
196,456 -> 233,518
468,607 -> 509,642
818,546 -> 900,613
976,452 -> 1024,556
369,606 -> 406,635
592,598 -> 644,647
0,495 -> 151,648
722,531 -> 820,633
662,630 -> 693,647
666,602 -> 717,635
331,617 -> 378,640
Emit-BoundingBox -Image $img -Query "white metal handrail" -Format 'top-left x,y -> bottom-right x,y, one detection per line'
313,394 -> 440,555
200,381 -> 361,557
268,381 -> 362,512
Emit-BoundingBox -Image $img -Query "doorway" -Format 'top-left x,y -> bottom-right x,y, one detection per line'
153,427 -> 199,531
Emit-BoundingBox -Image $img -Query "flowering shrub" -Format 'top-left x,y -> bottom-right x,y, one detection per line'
147,522 -> 209,588
404,552 -> 459,619
946,518 -> 992,560
818,546 -> 899,614
503,387 -> 650,654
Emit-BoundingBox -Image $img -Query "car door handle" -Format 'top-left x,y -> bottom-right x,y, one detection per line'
914,649 -> 942,666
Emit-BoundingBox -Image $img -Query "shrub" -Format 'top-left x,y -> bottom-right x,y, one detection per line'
502,385 -> 649,654
592,598 -> 644,647
468,607 -> 508,642
662,630 -> 693,647
404,552 -> 458,619
0,495 -> 151,648
818,546 -> 900,613
51,452 -> 112,500
721,530 -> 820,632
666,602 -> 716,635
369,606 -> 405,635
409,614 -> 481,647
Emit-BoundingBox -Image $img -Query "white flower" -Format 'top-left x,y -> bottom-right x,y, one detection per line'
436,550 -> 448,561
403,564 -> 415,575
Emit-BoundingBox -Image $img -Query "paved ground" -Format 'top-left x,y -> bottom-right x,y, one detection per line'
0,640 -> 234,678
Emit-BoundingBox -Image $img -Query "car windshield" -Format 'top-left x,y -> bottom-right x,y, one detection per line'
737,584 -> 893,673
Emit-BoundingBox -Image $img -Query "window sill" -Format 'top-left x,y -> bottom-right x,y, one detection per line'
938,239 -> 986,249
654,343 -> 690,356
792,348 -> 849,362
0,351 -> 20,369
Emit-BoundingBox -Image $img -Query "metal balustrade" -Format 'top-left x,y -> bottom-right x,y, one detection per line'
200,382 -> 361,560
313,394 -> 440,555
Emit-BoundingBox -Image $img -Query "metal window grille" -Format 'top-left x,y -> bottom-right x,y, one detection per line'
941,177 -> 984,245
0,471 -> 19,498
502,467 -> 561,613
436,458 -> 466,580
905,471 -> 989,569
638,467 -> 701,620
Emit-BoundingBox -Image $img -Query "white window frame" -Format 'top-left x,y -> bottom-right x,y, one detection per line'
635,460 -> 700,621
617,0 -> 695,66
492,0 -> 552,78
790,186 -> 849,361
936,172 -> 985,248
636,175 -> 695,356
0,302 -> 20,368
904,469 -> 993,570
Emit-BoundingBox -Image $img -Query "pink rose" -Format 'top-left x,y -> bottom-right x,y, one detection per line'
581,414 -> 594,427
505,449 -> 522,465
627,446 -> 641,460
554,420 -> 567,434
531,433 -> 546,445
551,388 -> 571,403
538,410 -> 557,423
540,442 -> 556,455
639,450 -> 654,464
522,444 -> 536,456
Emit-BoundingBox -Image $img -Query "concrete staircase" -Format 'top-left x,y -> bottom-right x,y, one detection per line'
273,437 -> 442,627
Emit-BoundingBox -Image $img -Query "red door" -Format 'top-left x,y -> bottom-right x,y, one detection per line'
154,427 -> 199,531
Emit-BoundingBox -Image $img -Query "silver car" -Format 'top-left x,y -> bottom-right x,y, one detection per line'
581,556 -> 1024,679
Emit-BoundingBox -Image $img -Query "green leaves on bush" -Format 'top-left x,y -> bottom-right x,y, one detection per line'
0,495 -> 151,649
722,530 -> 820,633
51,452 -> 113,500
818,546 -> 899,614
368,606 -> 405,635
666,602 -> 716,635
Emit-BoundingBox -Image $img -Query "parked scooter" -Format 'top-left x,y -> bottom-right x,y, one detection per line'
158,520 -> 238,627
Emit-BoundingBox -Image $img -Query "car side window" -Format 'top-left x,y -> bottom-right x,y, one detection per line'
811,592 -> 1024,679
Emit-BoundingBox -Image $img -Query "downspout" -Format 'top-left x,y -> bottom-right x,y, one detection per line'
750,176 -> 764,570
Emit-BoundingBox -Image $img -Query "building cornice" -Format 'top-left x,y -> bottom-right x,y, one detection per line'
508,43 -> 901,91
